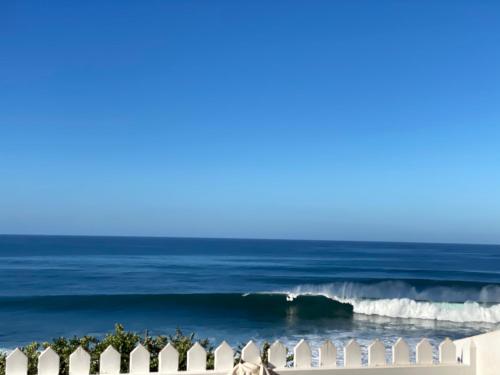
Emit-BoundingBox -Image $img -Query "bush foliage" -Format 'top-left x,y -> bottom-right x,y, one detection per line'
0,324 -> 293,375
0,324 -> 219,375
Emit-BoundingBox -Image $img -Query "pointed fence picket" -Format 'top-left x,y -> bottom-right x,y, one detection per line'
69,347 -> 90,375
392,338 -> 410,365
293,340 -> 312,368
268,341 -> 287,369
318,340 -> 336,368
6,348 -> 28,375
368,339 -> 386,367
129,344 -> 150,374
187,342 -> 207,372
159,343 -> 179,373
344,340 -> 361,368
214,341 -> 234,371
439,338 -> 456,364
38,347 -> 60,375
100,346 -> 121,375
416,339 -> 433,365
241,341 -> 261,365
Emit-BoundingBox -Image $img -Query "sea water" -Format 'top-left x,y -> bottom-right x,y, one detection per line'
0,235 -> 499,360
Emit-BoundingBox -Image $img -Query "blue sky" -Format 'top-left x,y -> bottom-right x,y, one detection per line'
1,1 -> 500,243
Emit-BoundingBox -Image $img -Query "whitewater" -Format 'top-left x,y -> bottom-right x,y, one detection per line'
284,282 -> 500,323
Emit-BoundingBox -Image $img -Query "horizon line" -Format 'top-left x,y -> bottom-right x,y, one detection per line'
1,233 -> 499,247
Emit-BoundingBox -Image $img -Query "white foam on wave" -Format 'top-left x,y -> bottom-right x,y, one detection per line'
341,297 -> 500,323
287,281 -> 500,303
284,282 -> 500,323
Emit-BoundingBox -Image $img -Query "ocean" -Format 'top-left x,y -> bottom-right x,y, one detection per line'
0,235 -> 499,360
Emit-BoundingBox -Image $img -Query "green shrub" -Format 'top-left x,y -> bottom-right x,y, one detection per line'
0,324 -> 218,375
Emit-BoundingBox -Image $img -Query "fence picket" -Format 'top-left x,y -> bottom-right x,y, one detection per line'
368,339 -> 386,367
319,340 -> 336,368
416,339 -> 433,365
69,347 -> 90,375
130,344 -> 150,374
241,341 -> 261,365
214,341 -> 234,371
159,343 -> 179,373
344,340 -> 361,368
392,338 -> 410,365
268,341 -> 287,369
100,346 -> 121,375
38,347 -> 60,375
439,338 -> 456,364
293,340 -> 312,368
187,342 -> 207,371
6,348 -> 28,375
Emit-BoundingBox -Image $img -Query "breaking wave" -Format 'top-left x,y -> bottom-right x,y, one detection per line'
283,281 -> 500,323
3,281 -> 500,324
285,280 -> 500,303
341,298 -> 500,323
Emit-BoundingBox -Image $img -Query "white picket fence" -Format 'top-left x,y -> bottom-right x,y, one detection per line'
5,337 -> 475,375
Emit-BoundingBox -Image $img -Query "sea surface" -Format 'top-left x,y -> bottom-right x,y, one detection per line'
1,235 -> 499,360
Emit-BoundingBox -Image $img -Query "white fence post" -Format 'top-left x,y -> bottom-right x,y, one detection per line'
293,340 -> 312,368
241,341 -> 261,365
319,340 -> 336,368
100,345 -> 121,375
214,341 -> 234,371
38,347 -> 60,375
368,339 -> 386,367
416,339 -> 433,365
439,338 -> 456,364
130,344 -> 150,374
159,343 -> 179,373
187,342 -> 207,371
268,341 -> 287,369
6,348 -> 28,375
344,340 -> 361,368
392,338 -> 410,365
69,347 -> 90,375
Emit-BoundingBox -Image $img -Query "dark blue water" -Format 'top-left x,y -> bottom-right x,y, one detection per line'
1,235 -> 499,353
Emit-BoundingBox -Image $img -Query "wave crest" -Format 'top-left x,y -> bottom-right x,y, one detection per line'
283,281 -> 500,323
287,281 -> 500,303
343,297 -> 500,323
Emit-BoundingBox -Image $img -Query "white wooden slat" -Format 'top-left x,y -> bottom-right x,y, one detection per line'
392,338 -> 410,365
241,341 -> 261,365
368,339 -> 386,367
130,344 -> 150,374
416,339 -> 433,365
319,340 -> 336,368
100,346 -> 121,375
293,340 -> 312,368
38,347 -> 60,375
6,348 -> 28,375
214,341 -> 234,371
344,340 -> 361,368
268,341 -> 287,369
159,343 -> 179,373
439,338 -> 456,364
187,342 -> 207,371
69,347 -> 90,375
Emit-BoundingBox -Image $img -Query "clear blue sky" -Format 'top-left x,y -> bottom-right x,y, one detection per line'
1,1 -> 500,244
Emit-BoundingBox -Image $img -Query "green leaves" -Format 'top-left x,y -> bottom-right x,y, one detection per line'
0,325 -> 216,375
